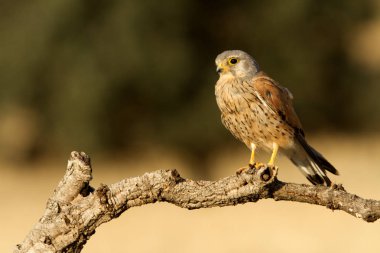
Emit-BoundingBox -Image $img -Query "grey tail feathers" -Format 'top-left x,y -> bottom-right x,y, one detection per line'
293,133 -> 339,186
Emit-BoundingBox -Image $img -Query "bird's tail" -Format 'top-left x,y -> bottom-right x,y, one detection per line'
289,134 -> 339,186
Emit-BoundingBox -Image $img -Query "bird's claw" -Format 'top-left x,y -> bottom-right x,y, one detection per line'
236,162 -> 265,175
236,166 -> 249,175
251,162 -> 265,169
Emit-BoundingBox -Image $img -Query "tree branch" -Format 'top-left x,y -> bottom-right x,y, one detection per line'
15,151 -> 380,253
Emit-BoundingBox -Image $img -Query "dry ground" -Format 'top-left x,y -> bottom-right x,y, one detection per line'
2,134 -> 380,252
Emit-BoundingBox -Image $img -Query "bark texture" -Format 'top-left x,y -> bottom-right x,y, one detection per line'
15,151 -> 380,253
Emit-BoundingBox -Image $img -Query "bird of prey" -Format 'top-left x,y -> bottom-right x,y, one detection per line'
214,50 -> 338,186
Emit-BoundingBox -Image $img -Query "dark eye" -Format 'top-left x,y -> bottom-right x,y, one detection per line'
229,58 -> 238,65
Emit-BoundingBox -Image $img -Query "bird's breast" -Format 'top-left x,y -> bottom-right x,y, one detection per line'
215,78 -> 249,114
215,77 -> 295,150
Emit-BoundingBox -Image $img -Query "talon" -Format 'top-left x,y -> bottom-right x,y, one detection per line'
254,162 -> 265,169
236,166 -> 248,175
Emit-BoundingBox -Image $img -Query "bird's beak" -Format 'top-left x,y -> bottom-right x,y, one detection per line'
216,64 -> 224,74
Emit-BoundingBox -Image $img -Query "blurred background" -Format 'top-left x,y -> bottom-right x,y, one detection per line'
1,0 -> 380,252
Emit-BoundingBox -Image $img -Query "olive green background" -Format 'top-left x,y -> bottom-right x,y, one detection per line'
1,1 -> 379,163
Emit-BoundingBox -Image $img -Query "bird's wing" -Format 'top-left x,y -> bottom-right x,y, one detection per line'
251,72 -> 303,132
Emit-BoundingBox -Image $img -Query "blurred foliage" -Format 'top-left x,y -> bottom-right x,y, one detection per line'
0,0 -> 379,163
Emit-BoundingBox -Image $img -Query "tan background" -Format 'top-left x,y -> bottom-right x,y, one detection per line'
3,135 -> 380,252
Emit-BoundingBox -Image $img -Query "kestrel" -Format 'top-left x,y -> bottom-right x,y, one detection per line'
215,50 -> 338,186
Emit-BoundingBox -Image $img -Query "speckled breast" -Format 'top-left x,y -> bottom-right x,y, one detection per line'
215,78 -> 295,151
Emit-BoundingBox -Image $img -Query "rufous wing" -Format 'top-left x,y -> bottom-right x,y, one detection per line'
251,72 -> 303,132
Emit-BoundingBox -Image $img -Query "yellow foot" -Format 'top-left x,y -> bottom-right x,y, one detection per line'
236,166 -> 249,175
251,162 -> 265,169
236,162 -> 269,175
236,163 -> 260,174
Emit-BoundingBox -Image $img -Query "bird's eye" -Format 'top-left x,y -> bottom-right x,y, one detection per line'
228,58 -> 238,65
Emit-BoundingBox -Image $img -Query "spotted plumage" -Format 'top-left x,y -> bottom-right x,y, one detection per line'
215,50 -> 338,186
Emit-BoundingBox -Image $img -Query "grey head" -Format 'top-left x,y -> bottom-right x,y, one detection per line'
215,50 -> 260,79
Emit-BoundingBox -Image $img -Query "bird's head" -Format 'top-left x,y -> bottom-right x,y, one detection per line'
215,50 -> 260,79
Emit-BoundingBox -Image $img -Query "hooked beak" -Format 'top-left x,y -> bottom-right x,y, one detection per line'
216,64 -> 224,74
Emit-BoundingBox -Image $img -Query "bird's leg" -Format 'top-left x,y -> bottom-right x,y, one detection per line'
249,143 -> 256,166
249,143 -> 265,169
268,142 -> 279,166
237,143 -> 258,174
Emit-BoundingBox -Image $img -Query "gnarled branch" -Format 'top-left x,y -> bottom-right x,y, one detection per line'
15,151 -> 380,253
